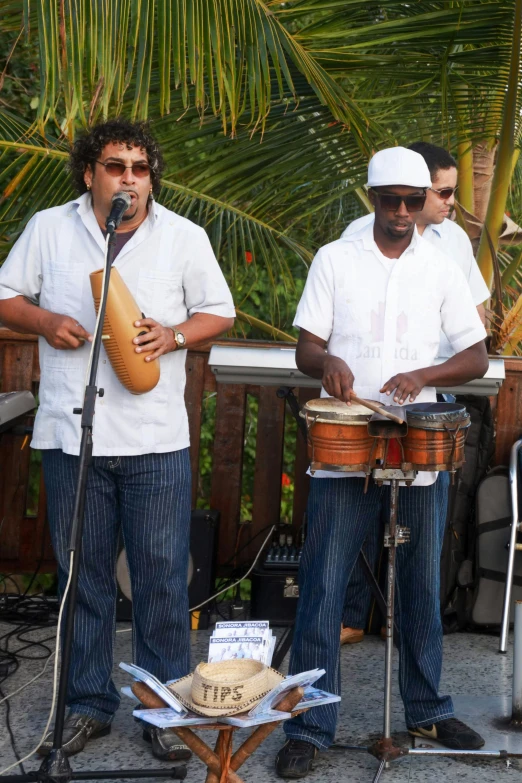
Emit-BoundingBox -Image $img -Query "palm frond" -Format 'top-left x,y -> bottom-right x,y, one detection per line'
10,0 -> 376,141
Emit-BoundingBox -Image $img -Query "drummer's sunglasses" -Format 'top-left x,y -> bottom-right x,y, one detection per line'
95,160 -> 151,177
370,189 -> 427,213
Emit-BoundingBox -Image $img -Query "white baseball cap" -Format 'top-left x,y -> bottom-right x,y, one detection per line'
367,147 -> 431,188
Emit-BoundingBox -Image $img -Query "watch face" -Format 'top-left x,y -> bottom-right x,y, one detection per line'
176,331 -> 186,346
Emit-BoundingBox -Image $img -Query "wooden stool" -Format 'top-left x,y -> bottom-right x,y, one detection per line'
133,682 -> 306,783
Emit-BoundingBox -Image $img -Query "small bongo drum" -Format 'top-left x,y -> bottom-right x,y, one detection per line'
402,402 -> 470,472
301,397 -> 383,473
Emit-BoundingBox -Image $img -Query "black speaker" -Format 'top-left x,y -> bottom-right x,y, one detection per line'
250,566 -> 299,626
116,509 -> 220,629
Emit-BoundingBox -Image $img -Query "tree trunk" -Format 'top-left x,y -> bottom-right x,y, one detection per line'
473,141 -> 496,223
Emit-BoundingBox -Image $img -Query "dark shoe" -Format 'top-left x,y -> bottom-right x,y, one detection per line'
38,713 -> 111,757
143,727 -> 192,761
408,717 -> 485,750
276,739 -> 317,779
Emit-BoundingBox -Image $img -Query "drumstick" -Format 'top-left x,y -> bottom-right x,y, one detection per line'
349,393 -> 406,426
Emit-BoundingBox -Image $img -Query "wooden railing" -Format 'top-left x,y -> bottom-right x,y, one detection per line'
0,329 -> 319,574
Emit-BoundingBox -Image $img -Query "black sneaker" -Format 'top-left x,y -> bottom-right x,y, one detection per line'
38,713 -> 111,757
408,717 -> 485,750
276,739 -> 317,779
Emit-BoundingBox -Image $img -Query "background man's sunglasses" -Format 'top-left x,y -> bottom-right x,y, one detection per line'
371,190 -> 427,213
430,186 -> 458,200
95,160 -> 151,178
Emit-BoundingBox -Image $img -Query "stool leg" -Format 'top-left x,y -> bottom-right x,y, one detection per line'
219,731 -> 233,783
205,735 -> 223,783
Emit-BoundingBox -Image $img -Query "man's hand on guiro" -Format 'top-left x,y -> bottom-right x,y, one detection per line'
41,313 -> 93,350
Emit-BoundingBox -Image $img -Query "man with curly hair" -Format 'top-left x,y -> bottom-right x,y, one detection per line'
0,118 -> 235,759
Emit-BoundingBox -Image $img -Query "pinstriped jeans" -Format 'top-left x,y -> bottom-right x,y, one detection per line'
42,448 -> 192,723
342,516 -> 382,629
284,473 -> 453,750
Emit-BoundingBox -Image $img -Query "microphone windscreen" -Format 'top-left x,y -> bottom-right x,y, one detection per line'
112,191 -> 132,207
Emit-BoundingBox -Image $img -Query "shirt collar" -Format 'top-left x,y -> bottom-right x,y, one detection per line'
71,191 -> 159,225
69,192 -> 159,256
421,219 -> 447,240
358,218 -> 420,257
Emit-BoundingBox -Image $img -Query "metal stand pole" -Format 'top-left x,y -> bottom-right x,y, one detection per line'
512,600 -> 522,724
500,439 -> 522,654
383,480 -> 399,743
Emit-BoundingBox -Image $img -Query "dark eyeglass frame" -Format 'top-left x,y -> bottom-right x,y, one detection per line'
370,189 -> 427,213
95,160 -> 151,178
430,186 -> 458,200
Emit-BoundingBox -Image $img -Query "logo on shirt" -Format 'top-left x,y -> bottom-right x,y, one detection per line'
357,302 -> 419,360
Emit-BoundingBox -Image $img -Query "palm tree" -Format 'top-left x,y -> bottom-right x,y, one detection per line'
1,0 -> 521,344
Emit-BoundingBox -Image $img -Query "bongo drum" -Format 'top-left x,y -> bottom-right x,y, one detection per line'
301,397 -> 384,473
402,402 -> 470,472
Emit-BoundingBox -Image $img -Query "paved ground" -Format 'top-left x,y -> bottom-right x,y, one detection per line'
0,618 -> 520,783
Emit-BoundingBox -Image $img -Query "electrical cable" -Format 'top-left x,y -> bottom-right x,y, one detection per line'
0,683 -> 25,774
0,550 -> 73,776
0,652 -> 55,707
188,524 -> 275,612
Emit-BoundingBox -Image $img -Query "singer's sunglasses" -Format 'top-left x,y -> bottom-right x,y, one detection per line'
95,160 -> 151,178
370,189 -> 427,213
430,186 -> 458,200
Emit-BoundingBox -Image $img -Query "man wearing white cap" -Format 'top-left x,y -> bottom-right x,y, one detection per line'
276,147 -> 488,779
340,142 -> 489,646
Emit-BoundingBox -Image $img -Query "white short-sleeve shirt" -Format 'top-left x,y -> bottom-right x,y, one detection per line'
294,222 -> 487,485
0,193 -> 235,456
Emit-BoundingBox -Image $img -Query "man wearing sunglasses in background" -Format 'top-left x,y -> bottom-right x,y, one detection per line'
0,119 -> 235,759
276,147 -> 488,779
339,143 -> 489,650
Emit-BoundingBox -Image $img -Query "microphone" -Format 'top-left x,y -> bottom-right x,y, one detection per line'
105,191 -> 132,233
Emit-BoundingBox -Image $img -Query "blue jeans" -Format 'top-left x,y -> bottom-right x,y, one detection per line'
285,474 -> 452,750
342,519 -> 382,630
42,448 -> 192,723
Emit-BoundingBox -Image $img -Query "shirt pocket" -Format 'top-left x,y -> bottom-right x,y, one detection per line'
39,354 -> 83,418
42,259 -> 85,317
135,270 -> 184,325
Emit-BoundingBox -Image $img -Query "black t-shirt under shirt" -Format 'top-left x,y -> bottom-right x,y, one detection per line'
102,227 -> 138,261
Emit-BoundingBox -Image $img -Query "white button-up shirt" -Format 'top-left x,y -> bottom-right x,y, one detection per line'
294,222 -> 487,485
342,214 -> 489,348
0,194 -> 235,456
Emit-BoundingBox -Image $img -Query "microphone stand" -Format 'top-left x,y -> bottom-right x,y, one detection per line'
1,227 -> 186,783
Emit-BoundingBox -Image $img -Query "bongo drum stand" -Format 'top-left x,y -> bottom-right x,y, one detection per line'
337,465 -> 521,782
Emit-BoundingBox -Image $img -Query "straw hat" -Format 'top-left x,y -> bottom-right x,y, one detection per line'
167,659 -> 284,717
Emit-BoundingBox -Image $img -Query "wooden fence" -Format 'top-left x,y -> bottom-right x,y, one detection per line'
0,329 -> 319,575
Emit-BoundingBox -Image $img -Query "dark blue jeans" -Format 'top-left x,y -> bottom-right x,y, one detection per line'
342,519 -> 382,630
42,449 -> 192,723
285,474 -> 452,750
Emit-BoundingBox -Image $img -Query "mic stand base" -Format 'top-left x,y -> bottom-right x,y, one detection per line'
37,750 -> 71,783
1,766 -> 187,783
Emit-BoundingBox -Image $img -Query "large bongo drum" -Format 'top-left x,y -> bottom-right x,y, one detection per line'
402,402 -> 470,472
301,397 -> 384,473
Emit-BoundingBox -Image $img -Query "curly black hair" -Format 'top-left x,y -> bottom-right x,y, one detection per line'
69,118 -> 164,196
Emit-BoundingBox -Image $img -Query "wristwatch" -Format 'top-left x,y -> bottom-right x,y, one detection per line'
171,328 -> 186,349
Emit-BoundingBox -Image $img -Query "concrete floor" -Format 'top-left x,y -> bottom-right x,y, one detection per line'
0,620 -> 521,783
